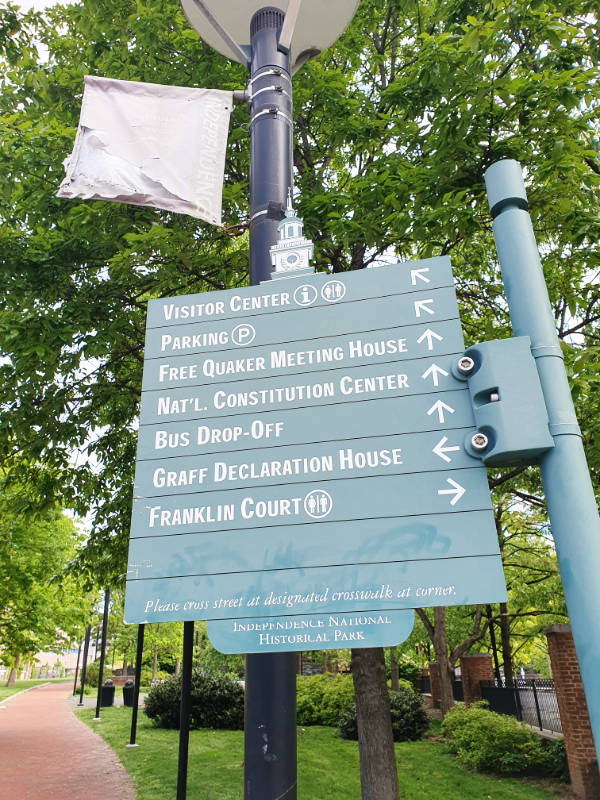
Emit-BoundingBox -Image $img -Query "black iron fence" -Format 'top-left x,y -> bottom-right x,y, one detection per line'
480,678 -> 562,734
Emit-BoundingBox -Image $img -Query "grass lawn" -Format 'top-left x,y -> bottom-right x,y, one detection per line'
0,678 -> 70,702
76,707 -> 570,800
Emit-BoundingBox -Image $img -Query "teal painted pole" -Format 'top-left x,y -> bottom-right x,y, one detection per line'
484,159 -> 600,760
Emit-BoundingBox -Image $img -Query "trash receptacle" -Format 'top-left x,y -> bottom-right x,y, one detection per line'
101,679 -> 115,707
122,679 -> 135,708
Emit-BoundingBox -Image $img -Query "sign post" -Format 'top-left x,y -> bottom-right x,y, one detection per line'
485,159 -> 600,761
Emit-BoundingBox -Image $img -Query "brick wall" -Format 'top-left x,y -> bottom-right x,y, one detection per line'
460,654 -> 493,705
546,624 -> 600,799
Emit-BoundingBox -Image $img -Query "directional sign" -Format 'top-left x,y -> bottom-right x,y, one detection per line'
124,257 -> 507,632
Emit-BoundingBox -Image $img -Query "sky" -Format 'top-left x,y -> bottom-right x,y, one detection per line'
11,0 -> 75,11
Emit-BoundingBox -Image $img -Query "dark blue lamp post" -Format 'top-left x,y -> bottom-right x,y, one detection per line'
174,2 -> 359,797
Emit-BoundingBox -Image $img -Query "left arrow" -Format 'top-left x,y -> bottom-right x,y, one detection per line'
437,478 -> 466,506
421,363 -> 449,387
433,436 -> 461,463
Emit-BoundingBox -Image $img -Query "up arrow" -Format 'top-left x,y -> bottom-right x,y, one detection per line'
433,436 -> 461,463
417,328 -> 444,351
427,399 -> 455,423
421,363 -> 449,387
438,478 -> 466,506
411,267 -> 430,285
414,298 -> 434,317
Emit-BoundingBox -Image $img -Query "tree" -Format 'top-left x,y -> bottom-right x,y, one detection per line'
0,474 -> 89,685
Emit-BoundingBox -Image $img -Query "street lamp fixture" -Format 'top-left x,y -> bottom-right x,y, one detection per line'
179,0 -> 359,74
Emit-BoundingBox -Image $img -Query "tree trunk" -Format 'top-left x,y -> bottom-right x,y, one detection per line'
352,647 -> 399,800
122,658 -> 128,674
389,647 -> 399,691
322,651 -> 329,673
174,658 -> 181,677
432,607 -> 454,713
499,602 -> 514,684
6,654 -> 20,687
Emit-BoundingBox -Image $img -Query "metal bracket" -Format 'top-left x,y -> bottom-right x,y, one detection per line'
189,0 -> 250,69
453,336 -> 555,466
278,0 -> 302,54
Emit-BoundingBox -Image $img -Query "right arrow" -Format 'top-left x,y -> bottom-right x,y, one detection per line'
432,436 -> 461,463
438,478 -> 466,506
426,399 -> 455,423
416,328 -> 444,351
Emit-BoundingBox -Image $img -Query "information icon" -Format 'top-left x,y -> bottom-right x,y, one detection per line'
293,284 -> 318,307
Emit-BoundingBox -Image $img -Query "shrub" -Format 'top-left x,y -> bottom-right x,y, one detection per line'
338,687 -> 428,742
84,660 -> 100,687
441,703 -> 567,777
144,667 -> 244,730
296,674 -> 355,726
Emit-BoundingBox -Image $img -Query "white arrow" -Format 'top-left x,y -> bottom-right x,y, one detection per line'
411,267 -> 431,285
438,478 -> 466,506
427,399 -> 455,423
414,298 -> 434,317
417,328 -> 444,351
421,363 -> 449,386
433,436 -> 461,463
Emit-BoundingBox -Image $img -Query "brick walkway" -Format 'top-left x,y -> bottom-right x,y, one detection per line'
0,682 -> 136,800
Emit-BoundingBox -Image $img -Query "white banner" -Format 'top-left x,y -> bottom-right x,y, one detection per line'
57,76 -> 233,225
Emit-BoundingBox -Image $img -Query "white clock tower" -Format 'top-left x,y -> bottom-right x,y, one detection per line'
269,192 -> 315,280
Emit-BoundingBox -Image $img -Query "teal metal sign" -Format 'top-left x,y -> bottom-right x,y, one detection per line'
124,257 -> 507,639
